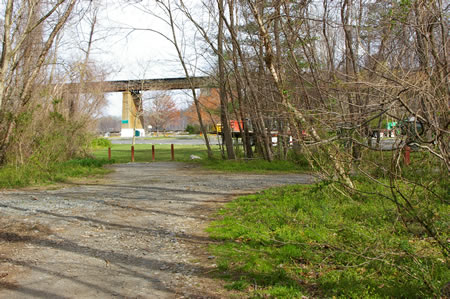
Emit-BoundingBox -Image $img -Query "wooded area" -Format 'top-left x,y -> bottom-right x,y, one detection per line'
0,0 -> 106,167
155,0 -> 449,254
0,0 -> 448,296
149,0 -> 449,254
174,0 -> 448,171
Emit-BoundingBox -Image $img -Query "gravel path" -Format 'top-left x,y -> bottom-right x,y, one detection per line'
0,162 -> 314,298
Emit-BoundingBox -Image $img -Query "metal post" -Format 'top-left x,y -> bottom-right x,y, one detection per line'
152,145 -> 155,161
404,146 -> 410,165
108,147 -> 111,160
171,144 -> 174,161
131,146 -> 135,162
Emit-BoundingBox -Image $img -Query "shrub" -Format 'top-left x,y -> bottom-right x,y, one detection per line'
91,138 -> 112,149
185,124 -> 200,134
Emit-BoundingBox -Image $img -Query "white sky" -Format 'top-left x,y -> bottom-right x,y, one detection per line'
84,1 -> 210,117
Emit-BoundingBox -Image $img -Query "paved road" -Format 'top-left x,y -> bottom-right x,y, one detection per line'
110,136 -> 221,145
111,136 -> 404,151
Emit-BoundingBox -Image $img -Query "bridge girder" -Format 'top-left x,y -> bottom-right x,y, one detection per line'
63,76 -> 214,137
65,76 -> 212,93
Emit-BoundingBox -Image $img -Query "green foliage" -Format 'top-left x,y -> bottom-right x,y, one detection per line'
185,124 -> 201,134
199,157 -> 310,173
368,115 -> 388,129
93,144 -> 219,163
387,0 -> 412,25
93,144 -> 312,173
0,158 -> 111,189
90,138 -> 112,149
52,97 -> 63,105
6,102 -> 96,168
287,150 -> 311,169
208,181 -> 449,298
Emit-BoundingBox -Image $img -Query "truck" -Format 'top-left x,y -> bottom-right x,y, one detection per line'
213,120 -> 243,136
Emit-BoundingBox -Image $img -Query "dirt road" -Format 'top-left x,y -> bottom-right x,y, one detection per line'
0,162 -> 314,298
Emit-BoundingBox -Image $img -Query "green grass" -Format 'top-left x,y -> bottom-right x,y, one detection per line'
207,180 -> 449,298
0,158 -> 112,189
200,157 -> 310,173
93,144 -> 312,173
2,144 -> 311,189
93,144 -> 218,163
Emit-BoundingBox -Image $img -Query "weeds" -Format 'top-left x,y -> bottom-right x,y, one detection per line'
0,158 -> 111,189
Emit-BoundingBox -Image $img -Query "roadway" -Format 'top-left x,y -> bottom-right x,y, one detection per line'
109,135 -> 221,145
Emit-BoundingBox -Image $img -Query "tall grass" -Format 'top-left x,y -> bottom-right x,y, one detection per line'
0,158 -> 111,189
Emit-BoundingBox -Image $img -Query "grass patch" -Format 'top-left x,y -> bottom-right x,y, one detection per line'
93,144 -> 312,173
207,180 -> 449,298
92,144 -> 218,163
199,158 -> 310,173
0,158 -> 112,189
0,143 -> 308,189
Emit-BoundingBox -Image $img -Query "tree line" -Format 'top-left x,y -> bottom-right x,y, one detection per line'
146,0 -> 449,267
0,0 -> 107,168
0,0 -> 448,290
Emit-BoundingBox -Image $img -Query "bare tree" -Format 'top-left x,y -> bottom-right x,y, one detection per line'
218,0 -> 236,159
0,0 -> 79,164
122,0 -> 214,158
0,0 -> 110,166
145,92 -> 180,134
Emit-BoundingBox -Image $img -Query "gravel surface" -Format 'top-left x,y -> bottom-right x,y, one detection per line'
0,162 -> 314,298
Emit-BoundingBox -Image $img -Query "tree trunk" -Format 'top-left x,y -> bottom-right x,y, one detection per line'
218,0 -> 235,160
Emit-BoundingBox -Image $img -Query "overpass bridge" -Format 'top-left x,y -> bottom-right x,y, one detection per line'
67,76 -> 212,137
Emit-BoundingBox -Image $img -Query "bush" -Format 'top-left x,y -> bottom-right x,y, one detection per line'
0,158 -> 111,188
185,124 -> 200,134
90,137 -> 112,149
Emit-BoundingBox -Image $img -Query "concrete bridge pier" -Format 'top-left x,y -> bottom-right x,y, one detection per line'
121,91 -> 145,137
63,76 -> 210,137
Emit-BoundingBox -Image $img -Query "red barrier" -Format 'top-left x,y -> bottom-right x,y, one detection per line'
131,146 -> 135,162
404,146 -> 410,165
152,145 -> 155,161
171,144 -> 174,161
108,147 -> 111,160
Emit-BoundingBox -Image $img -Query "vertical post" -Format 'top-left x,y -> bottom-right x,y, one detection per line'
131,146 -> 135,162
404,146 -> 411,165
108,147 -> 111,161
152,145 -> 155,161
171,144 -> 175,161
